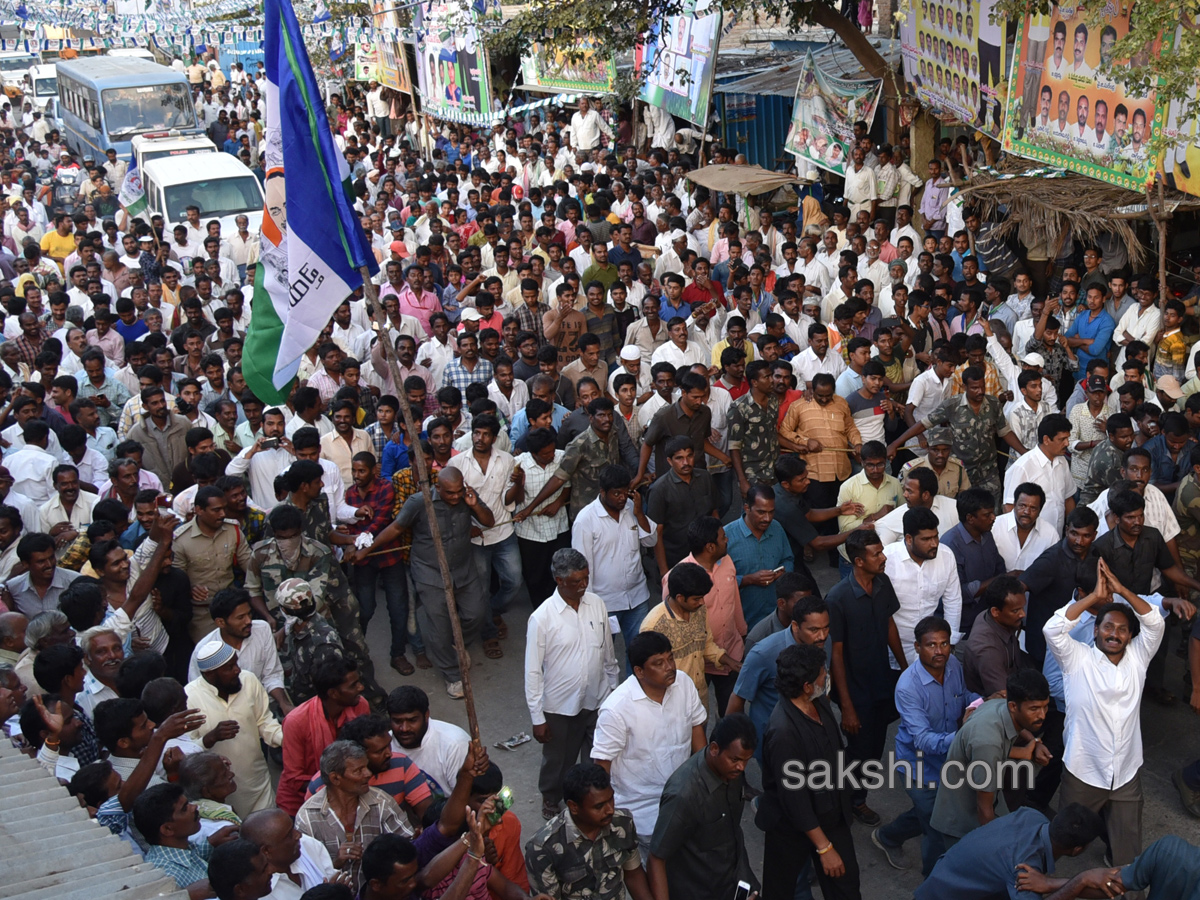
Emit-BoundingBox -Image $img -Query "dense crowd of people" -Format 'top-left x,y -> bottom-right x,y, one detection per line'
2,56 -> 1200,900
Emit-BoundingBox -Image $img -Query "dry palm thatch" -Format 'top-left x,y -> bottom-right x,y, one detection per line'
951,159 -> 1200,268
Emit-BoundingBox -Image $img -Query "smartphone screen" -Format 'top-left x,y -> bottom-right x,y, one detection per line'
733,881 -> 751,900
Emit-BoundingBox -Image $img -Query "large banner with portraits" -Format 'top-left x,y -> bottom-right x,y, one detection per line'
783,50 -> 883,177
635,1 -> 723,125
1001,4 -> 1164,190
899,0 -> 1006,136
520,42 -> 616,94
413,0 -> 493,124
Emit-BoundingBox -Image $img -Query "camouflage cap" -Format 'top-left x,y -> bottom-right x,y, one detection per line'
926,427 -> 954,447
276,577 -> 316,611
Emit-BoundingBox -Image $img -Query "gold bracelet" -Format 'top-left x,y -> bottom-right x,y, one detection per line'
816,843 -> 833,855
44,737 -> 60,749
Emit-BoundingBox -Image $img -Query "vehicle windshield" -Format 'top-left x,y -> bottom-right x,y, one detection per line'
0,57 -> 34,73
34,77 -> 56,96
163,175 -> 262,220
102,82 -> 195,138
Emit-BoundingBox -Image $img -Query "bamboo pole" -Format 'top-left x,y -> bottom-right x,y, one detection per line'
359,267 -> 480,742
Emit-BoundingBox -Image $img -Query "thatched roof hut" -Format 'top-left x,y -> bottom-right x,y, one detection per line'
951,159 -> 1200,269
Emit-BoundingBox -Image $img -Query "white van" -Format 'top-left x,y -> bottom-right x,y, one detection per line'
140,152 -> 263,235
131,132 -> 217,171
0,51 -> 38,88
28,64 -> 56,110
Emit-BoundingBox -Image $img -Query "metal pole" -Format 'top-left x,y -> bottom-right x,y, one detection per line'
359,267 -> 481,742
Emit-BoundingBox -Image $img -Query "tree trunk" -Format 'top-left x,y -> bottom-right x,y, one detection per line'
807,2 -> 890,80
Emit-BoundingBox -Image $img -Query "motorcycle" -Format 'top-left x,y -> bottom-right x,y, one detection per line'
50,168 -> 79,217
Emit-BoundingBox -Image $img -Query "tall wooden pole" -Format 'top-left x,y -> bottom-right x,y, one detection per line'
358,267 -> 480,742
1156,177 -> 1169,308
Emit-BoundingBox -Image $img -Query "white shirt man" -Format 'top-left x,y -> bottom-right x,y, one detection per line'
873,494 -> 959,546
791,344 -> 846,386
651,338 -> 709,369
186,620 -> 286,694
37,488 -> 96,534
1043,596 -> 1163,853
883,536 -> 962,666
571,496 -> 657,615
646,104 -> 676,151
389,717 -> 469,796
1003,444 -> 1077,534
226,443 -> 295,511
905,365 -> 953,450
6,443 -> 58,504
844,161 -> 878,219
992,508 -> 1059,572
591,667 -> 706,841
446,446 -> 515,548
262,835 -> 336,900
799,254 -> 832,298
525,585 -> 619,728
568,104 -> 613,151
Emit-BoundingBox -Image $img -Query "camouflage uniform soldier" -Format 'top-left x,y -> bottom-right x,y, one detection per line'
246,504 -> 386,709
275,577 -> 344,704
894,366 -> 1027,504
525,763 -> 647,900
1081,419 -> 1135,506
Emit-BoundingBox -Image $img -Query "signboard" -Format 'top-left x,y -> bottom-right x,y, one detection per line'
520,41 -> 616,94
1002,3 -> 1165,190
414,0 -> 492,123
898,0 -> 1006,135
784,50 -> 883,177
371,0 -> 412,93
635,3 -> 722,125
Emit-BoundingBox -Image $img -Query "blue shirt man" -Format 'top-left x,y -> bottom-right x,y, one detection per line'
509,402 -> 570,446
725,494 -> 795,627
730,623 -> 800,755
1064,299 -> 1115,376
877,618 -> 979,876
1119,836 -> 1200,899
915,808 -> 1054,899
729,594 -> 828,759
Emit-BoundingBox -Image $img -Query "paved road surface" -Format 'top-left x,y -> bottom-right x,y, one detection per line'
361,562 -> 1200,897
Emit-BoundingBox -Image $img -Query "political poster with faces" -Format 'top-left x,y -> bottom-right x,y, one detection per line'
414,0 -> 493,124
1002,3 -> 1165,190
784,50 -> 883,177
635,0 -> 723,125
899,0 -> 1006,136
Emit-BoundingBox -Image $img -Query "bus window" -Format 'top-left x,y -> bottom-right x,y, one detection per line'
101,82 -> 193,138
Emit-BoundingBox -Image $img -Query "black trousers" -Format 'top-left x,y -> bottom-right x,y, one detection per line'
518,533 -> 570,607
763,814 -> 861,900
538,709 -> 597,806
841,696 -> 899,807
807,480 -> 842,567
706,671 -> 738,717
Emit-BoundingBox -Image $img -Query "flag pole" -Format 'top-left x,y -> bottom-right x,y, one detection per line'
359,267 -> 481,743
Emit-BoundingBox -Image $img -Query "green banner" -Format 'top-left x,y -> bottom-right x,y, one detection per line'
1001,3 -> 1165,190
